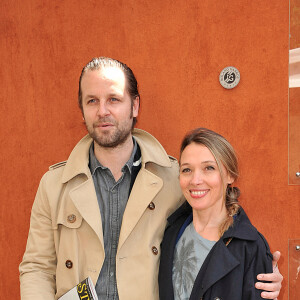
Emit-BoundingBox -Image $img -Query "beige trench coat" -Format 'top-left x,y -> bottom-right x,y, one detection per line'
19,129 -> 183,300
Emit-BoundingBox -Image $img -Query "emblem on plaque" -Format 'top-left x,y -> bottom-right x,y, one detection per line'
219,66 -> 240,89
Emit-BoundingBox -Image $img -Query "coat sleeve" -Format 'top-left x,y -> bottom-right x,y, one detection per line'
19,172 -> 57,300
242,232 -> 274,299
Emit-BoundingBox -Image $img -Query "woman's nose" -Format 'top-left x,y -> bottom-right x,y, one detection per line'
190,171 -> 203,185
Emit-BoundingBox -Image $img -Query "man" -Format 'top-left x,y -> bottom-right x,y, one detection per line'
19,57 -> 282,300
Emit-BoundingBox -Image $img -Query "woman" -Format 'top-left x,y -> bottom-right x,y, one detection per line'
159,128 -> 273,300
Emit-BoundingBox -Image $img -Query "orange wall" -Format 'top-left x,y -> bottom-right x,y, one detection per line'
0,1 -> 297,299
290,0 -> 300,49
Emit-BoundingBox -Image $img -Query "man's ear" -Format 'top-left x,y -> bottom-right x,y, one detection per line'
133,96 -> 139,117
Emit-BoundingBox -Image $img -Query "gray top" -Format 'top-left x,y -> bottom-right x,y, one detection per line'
172,222 -> 216,300
89,139 -> 138,300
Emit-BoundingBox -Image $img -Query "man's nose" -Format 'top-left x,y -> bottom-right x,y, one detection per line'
97,101 -> 110,117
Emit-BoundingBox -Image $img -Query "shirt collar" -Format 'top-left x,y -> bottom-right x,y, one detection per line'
89,138 -> 138,176
61,129 -> 172,184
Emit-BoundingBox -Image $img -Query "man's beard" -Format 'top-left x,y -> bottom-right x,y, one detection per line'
86,117 -> 133,148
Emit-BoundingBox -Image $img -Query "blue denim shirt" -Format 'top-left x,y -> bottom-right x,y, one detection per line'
89,139 -> 141,300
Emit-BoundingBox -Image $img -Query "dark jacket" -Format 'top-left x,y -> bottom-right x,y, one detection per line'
159,202 -> 273,300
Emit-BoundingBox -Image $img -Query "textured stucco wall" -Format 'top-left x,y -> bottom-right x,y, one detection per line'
0,1 -> 296,298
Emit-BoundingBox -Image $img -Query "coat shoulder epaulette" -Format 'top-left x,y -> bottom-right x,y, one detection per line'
49,161 -> 67,170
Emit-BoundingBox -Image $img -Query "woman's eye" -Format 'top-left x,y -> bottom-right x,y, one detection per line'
205,166 -> 215,171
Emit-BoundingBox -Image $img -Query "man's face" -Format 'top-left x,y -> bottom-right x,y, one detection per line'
81,67 -> 139,148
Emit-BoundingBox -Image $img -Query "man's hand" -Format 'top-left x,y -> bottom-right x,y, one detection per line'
255,251 -> 283,299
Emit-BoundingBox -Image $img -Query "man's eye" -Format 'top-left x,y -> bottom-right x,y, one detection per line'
110,97 -> 119,102
181,168 -> 191,173
87,99 -> 97,104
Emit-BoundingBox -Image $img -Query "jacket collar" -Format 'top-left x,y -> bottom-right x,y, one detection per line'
61,128 -> 172,183
168,202 -> 259,243
221,207 -> 258,242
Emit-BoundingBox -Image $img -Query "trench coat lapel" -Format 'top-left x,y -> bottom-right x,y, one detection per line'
118,168 -> 163,250
69,178 -> 104,247
196,241 -> 240,295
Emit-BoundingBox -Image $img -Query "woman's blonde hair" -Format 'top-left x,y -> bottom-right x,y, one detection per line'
180,128 -> 240,236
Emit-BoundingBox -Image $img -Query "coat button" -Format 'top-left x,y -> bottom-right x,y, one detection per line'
148,202 -> 155,210
67,214 -> 76,223
152,246 -> 158,255
214,298 -> 221,300
65,260 -> 73,269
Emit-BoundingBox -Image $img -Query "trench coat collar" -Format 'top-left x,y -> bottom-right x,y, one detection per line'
131,128 -> 172,168
61,128 -> 172,183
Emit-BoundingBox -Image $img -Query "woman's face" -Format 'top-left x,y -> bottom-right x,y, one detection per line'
179,143 -> 233,212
